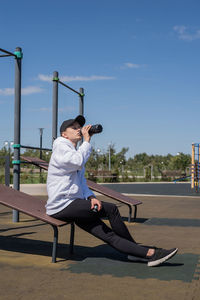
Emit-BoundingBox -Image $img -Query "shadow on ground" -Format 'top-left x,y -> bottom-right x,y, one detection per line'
65,252 -> 198,283
145,218 -> 200,227
0,234 -> 198,282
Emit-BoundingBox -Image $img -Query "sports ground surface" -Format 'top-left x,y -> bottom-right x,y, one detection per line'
102,182 -> 198,197
0,183 -> 200,300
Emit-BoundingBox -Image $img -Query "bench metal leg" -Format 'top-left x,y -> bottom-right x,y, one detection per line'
127,205 -> 137,222
51,225 -> 58,263
133,205 -> 137,221
128,205 -> 132,223
69,222 -> 75,254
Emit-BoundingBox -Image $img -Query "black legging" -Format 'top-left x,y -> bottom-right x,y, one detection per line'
52,199 -> 148,258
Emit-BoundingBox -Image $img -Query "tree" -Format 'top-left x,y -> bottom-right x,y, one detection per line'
168,153 -> 191,171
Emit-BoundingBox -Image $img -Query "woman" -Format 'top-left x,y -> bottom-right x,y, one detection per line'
46,115 -> 178,267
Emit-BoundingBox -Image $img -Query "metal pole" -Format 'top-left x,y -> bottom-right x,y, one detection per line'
192,143 -> 195,189
39,128 -> 44,160
108,144 -> 111,171
39,128 -> 44,182
79,88 -> 84,144
5,154 -> 10,187
52,71 -> 59,144
198,144 -> 200,192
79,88 -> 84,116
151,165 -> 153,181
13,47 -> 22,222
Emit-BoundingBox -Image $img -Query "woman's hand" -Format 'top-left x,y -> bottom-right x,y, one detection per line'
90,197 -> 102,212
81,125 -> 92,143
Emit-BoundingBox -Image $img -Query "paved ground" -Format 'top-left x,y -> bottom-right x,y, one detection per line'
102,182 -> 199,197
1,188 -> 200,299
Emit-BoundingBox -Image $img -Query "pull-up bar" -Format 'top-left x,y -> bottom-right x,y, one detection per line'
0,47 -> 23,222
0,48 -> 16,57
0,48 -> 23,58
52,71 -> 84,143
20,145 -> 52,152
53,77 -> 83,97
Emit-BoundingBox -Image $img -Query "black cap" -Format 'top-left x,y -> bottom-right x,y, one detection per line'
60,115 -> 85,134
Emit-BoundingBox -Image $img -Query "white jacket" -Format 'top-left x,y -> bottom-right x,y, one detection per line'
46,137 -> 95,215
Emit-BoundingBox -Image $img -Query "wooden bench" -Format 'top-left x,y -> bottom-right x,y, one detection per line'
86,180 -> 141,222
21,156 -> 142,222
87,169 -> 118,182
0,184 -> 74,263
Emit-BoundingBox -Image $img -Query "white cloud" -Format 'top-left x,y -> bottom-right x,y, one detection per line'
38,74 -> 115,83
121,62 -> 144,69
37,74 -> 52,82
22,86 -> 45,95
174,25 -> 186,35
29,106 -> 75,113
0,86 -> 44,96
125,63 -> 140,69
61,75 -> 115,82
173,25 -> 200,41
0,88 -> 14,96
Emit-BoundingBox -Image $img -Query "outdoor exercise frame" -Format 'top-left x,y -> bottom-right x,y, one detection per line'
0,52 -> 86,222
52,71 -> 84,143
0,47 -> 23,222
191,143 -> 200,192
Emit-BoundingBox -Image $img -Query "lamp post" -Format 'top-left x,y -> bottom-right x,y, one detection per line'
39,128 -> 44,182
120,160 -> 124,174
4,141 -> 14,187
39,128 -> 44,159
4,141 -> 14,156
108,144 -> 111,171
96,148 -> 101,170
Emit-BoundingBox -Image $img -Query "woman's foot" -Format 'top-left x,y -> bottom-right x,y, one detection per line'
147,248 -> 178,267
128,247 -> 178,267
127,247 -> 155,263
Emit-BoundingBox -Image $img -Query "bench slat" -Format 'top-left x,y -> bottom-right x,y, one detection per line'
21,156 -> 49,170
0,184 -> 67,227
87,179 -> 142,206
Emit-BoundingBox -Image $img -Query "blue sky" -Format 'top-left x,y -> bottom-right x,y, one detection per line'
1,0 -> 200,157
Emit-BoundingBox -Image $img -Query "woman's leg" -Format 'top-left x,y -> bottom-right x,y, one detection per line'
76,218 -> 148,258
53,200 -> 134,242
52,199 -> 148,258
98,201 -> 136,242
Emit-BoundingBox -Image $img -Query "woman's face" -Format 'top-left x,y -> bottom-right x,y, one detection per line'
62,121 -> 82,143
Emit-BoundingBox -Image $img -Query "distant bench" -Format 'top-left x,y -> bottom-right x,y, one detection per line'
87,170 -> 118,182
0,184 -> 74,263
21,156 -> 142,222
